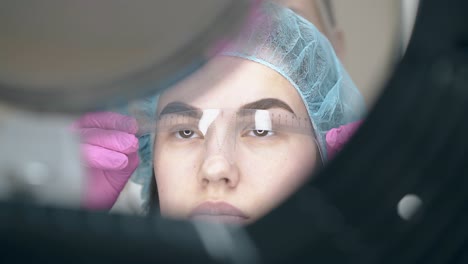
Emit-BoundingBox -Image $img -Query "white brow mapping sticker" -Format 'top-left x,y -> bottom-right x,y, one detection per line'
254,110 -> 272,130
198,109 -> 220,135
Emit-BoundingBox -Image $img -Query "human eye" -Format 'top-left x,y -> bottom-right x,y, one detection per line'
157,114 -> 203,140
173,128 -> 202,139
244,129 -> 275,138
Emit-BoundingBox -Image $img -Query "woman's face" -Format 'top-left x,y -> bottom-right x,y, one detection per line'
154,56 -> 318,224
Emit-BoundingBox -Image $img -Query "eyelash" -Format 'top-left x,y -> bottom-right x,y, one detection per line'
174,129 -> 201,139
243,129 -> 276,138
171,128 -> 276,140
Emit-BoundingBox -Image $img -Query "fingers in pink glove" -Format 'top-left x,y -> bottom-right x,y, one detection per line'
84,150 -> 140,210
82,144 -> 129,171
73,111 -> 138,134
78,128 -> 139,154
326,120 -> 363,160
73,111 -> 141,210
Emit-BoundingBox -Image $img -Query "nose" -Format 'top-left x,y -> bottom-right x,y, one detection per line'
198,155 -> 239,188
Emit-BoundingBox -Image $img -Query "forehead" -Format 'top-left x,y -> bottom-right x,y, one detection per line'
157,56 -> 308,115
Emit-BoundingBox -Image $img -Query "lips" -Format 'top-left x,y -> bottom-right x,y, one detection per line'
189,202 -> 249,224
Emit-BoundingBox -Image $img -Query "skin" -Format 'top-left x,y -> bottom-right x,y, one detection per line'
153,56 -> 318,224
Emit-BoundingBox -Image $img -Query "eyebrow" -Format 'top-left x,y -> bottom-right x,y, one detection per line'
158,98 -> 295,118
240,98 -> 295,114
159,101 -> 202,119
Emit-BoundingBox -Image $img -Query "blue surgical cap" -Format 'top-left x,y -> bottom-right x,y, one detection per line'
220,2 -> 365,159
126,1 -> 365,208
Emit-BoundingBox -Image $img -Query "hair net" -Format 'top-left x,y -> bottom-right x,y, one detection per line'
220,2 -> 365,159
124,1 -> 365,210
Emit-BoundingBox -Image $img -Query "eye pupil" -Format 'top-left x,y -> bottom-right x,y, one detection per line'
254,130 -> 267,136
179,130 -> 194,138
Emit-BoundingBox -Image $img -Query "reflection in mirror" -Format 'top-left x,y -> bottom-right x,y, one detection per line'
102,1 -> 366,225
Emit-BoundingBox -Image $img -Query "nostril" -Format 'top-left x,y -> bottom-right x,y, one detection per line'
202,178 -> 209,186
199,155 -> 238,186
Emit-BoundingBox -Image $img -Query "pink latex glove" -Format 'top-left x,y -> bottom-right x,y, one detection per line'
325,120 -> 363,160
73,112 -> 140,210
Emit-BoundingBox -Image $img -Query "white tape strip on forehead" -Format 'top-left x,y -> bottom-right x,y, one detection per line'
254,110 -> 272,130
198,109 -> 220,135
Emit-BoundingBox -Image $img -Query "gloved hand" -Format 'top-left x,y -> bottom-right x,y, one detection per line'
325,120 -> 363,160
73,112 -> 140,210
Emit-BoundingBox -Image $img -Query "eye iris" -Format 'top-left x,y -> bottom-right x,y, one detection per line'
179,130 -> 194,138
254,130 -> 268,137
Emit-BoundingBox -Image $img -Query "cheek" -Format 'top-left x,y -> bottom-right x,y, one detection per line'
253,155 -> 312,197
242,138 -> 317,213
278,140 -> 318,189
153,143 -> 199,217
251,138 -> 316,182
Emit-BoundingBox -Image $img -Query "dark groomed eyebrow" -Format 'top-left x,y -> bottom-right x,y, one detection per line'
159,98 -> 295,119
159,102 -> 202,118
240,98 -> 295,114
